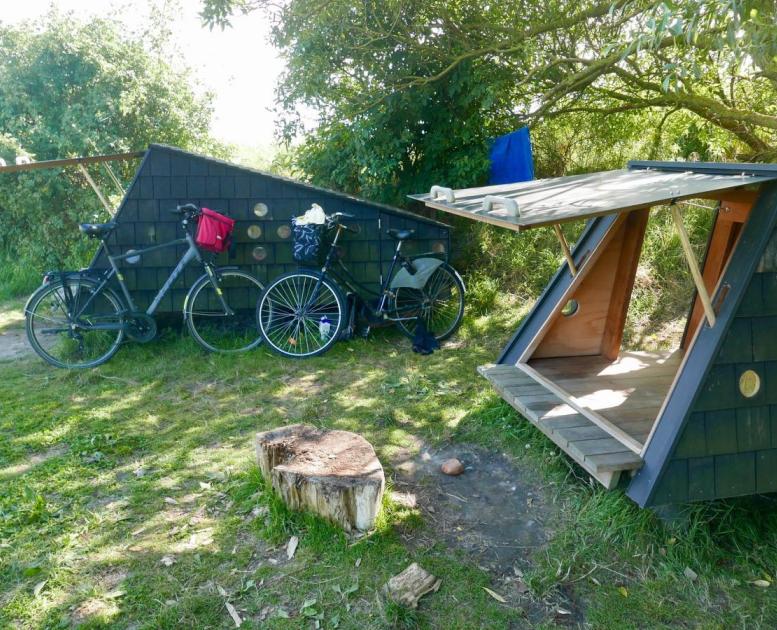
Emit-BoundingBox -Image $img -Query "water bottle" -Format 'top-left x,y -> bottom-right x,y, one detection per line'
319,316 -> 331,341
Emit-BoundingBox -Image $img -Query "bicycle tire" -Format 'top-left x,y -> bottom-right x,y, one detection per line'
25,277 -> 125,369
390,263 -> 465,341
257,270 -> 346,358
184,269 -> 264,353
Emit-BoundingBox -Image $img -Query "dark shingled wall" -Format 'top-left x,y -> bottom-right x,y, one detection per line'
92,145 -> 450,312
650,226 -> 777,504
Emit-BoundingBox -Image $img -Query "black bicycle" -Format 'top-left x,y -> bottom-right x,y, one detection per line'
257,212 -> 465,358
25,204 -> 264,368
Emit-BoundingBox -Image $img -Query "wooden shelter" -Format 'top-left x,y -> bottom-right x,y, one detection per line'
413,161 -> 777,507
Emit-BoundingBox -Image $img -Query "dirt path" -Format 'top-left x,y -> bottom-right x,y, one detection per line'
0,302 -> 31,361
389,443 -> 580,624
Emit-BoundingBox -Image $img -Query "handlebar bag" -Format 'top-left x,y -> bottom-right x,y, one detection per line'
196,208 -> 235,253
292,217 -> 325,264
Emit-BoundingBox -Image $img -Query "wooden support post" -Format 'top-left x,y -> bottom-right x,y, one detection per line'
553,224 -> 578,275
77,163 -> 113,215
671,205 -> 716,327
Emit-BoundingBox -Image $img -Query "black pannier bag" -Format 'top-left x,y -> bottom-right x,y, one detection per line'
292,217 -> 326,265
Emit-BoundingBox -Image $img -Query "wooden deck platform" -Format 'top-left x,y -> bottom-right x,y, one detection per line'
479,363 -> 644,489
479,350 -> 682,488
529,350 -> 682,448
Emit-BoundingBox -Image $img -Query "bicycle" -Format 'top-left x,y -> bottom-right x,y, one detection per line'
257,212 -> 465,358
25,203 -> 264,368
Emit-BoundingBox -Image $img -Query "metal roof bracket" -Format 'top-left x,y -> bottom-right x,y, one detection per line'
481,195 -> 520,217
430,185 -> 455,203
552,224 -> 578,276
670,203 -> 716,327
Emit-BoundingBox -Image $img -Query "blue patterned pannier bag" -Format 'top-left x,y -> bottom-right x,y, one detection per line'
292,217 -> 325,264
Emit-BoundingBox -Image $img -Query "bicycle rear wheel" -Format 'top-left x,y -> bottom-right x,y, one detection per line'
257,271 -> 345,358
185,269 -> 264,353
25,277 -> 125,369
390,263 -> 465,341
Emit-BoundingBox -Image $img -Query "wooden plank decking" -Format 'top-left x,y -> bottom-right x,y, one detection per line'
529,350 -> 682,447
479,363 -> 644,489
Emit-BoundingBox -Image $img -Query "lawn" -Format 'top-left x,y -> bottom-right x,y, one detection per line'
2,296 -> 777,629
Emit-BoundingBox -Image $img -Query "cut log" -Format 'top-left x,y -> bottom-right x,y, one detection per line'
384,563 -> 441,608
255,424 -> 385,532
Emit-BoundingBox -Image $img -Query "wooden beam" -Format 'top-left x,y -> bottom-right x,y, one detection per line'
0,150 -> 144,174
77,163 -> 113,215
682,214 -> 740,347
553,224 -> 578,275
671,205 -> 716,327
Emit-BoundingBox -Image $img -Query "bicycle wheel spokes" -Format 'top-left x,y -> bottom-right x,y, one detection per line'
186,270 -> 264,352
259,272 -> 343,357
27,280 -> 124,368
394,266 -> 464,341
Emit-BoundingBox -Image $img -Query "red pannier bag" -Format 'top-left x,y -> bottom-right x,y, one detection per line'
195,207 -> 235,253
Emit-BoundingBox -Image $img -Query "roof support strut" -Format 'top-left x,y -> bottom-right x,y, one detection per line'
553,224 -> 578,275
102,162 -> 126,196
671,204 -> 716,327
77,163 -> 113,215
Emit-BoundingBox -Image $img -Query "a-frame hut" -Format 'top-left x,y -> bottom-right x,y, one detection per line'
90,144 -> 451,312
412,161 -> 777,507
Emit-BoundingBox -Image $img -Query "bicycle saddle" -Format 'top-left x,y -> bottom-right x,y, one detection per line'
387,228 -> 415,240
79,222 -> 118,238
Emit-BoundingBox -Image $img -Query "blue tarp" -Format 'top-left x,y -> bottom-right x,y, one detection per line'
489,127 -> 534,184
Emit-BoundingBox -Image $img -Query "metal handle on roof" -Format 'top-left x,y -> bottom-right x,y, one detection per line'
482,195 -> 520,217
430,185 -> 455,203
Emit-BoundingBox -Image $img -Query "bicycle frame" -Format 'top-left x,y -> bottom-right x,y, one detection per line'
316,225 -> 427,323
67,231 -> 231,326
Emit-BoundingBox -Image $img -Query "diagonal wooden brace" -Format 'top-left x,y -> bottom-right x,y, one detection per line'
671,204 -> 716,327
77,163 -> 113,215
553,224 -> 578,275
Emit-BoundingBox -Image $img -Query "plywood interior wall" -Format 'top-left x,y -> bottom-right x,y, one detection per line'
532,208 -> 650,360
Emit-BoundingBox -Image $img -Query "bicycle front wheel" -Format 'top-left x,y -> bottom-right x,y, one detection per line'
257,271 -> 345,358
391,263 -> 465,341
25,277 -> 125,369
185,269 -> 264,353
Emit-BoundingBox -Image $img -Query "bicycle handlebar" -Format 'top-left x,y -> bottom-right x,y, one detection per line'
328,212 -> 360,233
169,203 -> 200,217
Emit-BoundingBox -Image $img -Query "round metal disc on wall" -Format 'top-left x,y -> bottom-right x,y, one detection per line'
253,202 -> 269,218
252,246 -> 268,261
739,369 -> 761,398
247,224 -> 262,239
561,299 -> 579,317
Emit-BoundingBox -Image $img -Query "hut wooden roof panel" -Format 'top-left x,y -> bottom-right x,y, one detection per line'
411,169 -> 777,230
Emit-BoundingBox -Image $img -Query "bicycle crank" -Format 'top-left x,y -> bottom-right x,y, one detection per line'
125,312 -> 157,343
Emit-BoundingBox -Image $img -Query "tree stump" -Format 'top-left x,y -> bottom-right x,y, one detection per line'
255,424 -> 385,532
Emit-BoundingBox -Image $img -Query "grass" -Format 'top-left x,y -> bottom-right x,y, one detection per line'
1,294 -> 777,629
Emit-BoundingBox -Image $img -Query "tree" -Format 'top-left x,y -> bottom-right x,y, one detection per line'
0,11 -> 222,295
200,0 -> 777,196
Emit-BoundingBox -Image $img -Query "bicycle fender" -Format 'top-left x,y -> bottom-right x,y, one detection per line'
390,257 -> 444,290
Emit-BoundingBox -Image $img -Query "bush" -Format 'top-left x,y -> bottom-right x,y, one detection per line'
0,13 -> 222,297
